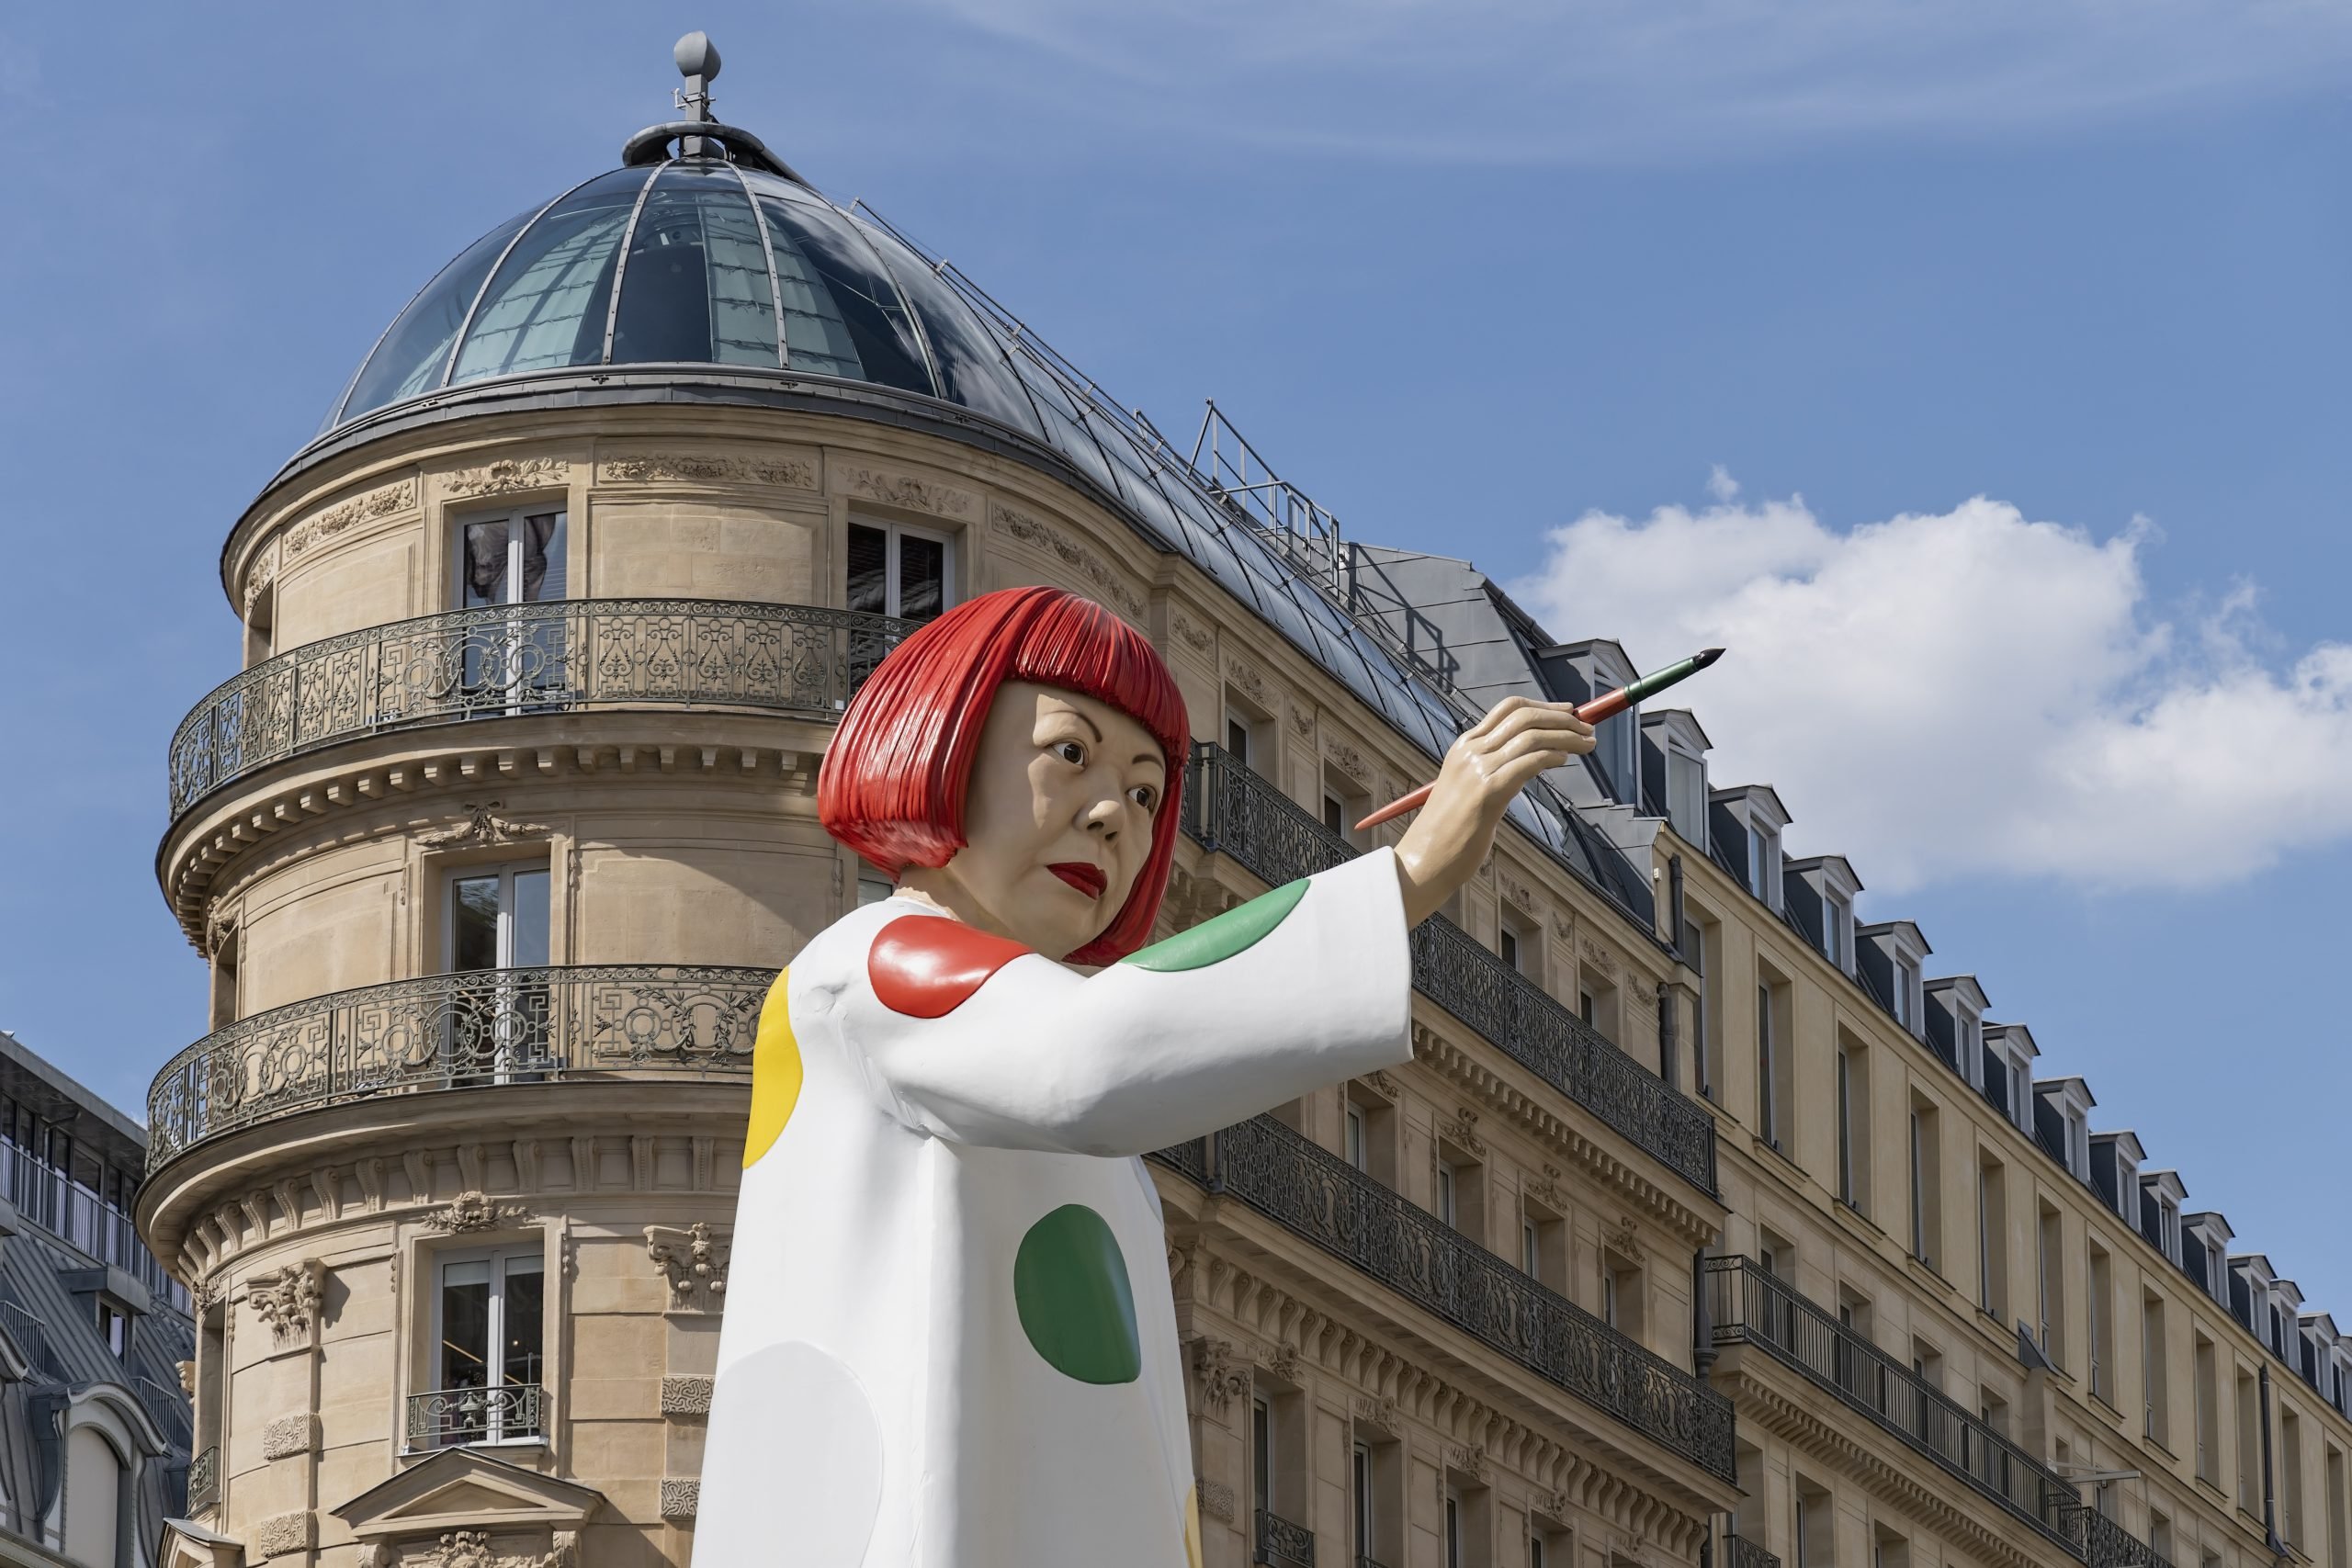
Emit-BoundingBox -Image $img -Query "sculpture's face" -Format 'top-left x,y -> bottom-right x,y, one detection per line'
913,681 -> 1167,960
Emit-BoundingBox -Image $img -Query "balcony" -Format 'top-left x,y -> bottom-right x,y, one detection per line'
2074,1507 -> 2176,1568
1706,1256 -> 2081,1551
187,1445 -> 218,1512
406,1382 -> 545,1449
1151,1116 -> 1736,1481
1184,743 -> 1718,1195
145,965 -> 769,1174
1255,1507 -> 1315,1568
166,598 -> 916,819
1722,1533 -> 1780,1568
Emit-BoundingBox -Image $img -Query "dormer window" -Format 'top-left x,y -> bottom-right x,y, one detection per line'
1956,1014 -> 1981,1085
1823,893 -> 1847,968
2158,1198 -> 2181,1263
2066,1112 -> 2088,1181
1894,958 -> 1918,1031
1668,741 -> 1707,850
1748,824 -> 1781,909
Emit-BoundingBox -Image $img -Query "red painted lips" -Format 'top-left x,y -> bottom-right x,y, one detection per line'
1047,862 -> 1108,900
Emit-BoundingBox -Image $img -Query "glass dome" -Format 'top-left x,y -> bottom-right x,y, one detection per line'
324,157 -> 1048,442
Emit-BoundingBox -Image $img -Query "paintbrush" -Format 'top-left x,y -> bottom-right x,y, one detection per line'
1354,648 -> 1726,831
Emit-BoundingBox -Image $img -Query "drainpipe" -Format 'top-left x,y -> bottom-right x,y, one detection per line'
1668,853 -> 1688,955
2260,1366 -> 2288,1559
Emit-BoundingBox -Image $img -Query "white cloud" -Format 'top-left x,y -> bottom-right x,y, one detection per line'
1509,489 -> 2352,894
906,0 -> 2352,163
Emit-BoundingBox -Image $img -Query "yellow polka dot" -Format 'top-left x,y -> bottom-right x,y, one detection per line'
742,968 -> 801,1168
1182,1488 -> 1203,1568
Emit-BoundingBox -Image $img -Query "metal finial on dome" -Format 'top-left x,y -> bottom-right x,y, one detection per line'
673,31 -> 720,124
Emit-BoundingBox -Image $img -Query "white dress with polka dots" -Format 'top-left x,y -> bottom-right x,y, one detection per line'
694,848 -> 1411,1566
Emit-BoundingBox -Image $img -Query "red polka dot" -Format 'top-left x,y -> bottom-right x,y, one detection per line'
869,916 -> 1035,1018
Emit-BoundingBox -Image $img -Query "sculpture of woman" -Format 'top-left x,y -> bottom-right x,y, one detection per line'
695,586 -> 1592,1566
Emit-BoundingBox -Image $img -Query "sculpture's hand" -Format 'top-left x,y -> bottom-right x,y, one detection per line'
1393,697 -> 1596,927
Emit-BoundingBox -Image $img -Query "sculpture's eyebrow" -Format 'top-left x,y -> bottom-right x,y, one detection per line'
1045,704 -> 1103,743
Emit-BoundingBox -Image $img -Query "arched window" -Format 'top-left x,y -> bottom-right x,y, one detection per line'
61,1423 -> 124,1568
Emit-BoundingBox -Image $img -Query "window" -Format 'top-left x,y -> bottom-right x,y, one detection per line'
1894,957 -> 1919,1031
2285,1410 -> 2308,1547
846,518 -> 951,623
1956,1012 -> 1981,1087
1748,823 -> 1781,908
1909,1102 -> 1941,1268
1578,986 -> 1595,1024
96,1298 -> 128,1359
2195,1334 -> 2220,1483
1823,893 -> 1848,969
1687,908 -> 1720,1100
1795,1481 -> 1831,1568
1836,1044 -> 1869,1211
1351,1440 -> 1374,1564
2144,1293 -> 2170,1443
62,1423 -> 124,1568
2326,1447 -> 2346,1568
1344,1101 -> 1368,1172
1604,1253 -> 1644,1337
1444,1487 -> 1464,1568
1435,1162 -> 1458,1228
447,863 -> 553,1079
856,871 -> 895,907
427,1246 -> 545,1446
1226,712 -> 1254,766
2037,1202 -> 2064,1364
1522,1216 -> 1542,1278
448,864 -> 550,975
1667,741 -> 1707,850
1978,1156 -> 2007,1315
1758,983 -> 1780,1148
458,509 -> 566,608
1499,923 -> 1522,974
2088,1244 -> 2113,1403
1252,1394 -> 1273,1514
1323,793 -> 1346,836
2238,1370 -> 2262,1512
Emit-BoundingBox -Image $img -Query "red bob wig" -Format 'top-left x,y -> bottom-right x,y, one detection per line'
818,586 -> 1190,964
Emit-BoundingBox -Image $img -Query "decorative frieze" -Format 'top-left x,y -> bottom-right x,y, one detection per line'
1442,1108 -> 1487,1159
598,450 -> 817,489
1606,1214 -> 1646,1265
990,505 -> 1144,619
838,465 -> 972,517
1351,1393 -> 1401,1436
445,457 -> 570,499
243,545 -> 278,612
1579,936 -> 1620,977
659,1480 -> 700,1520
646,1222 -> 729,1312
1287,702 -> 1315,739
1325,739 -> 1369,784
1260,1339 -> 1302,1383
262,1414 -> 317,1460
1170,611 -> 1213,653
420,803 -> 551,852
247,1260 -> 324,1339
1446,1443 -> 1492,1483
1225,658 -> 1269,708
661,1375 -> 714,1416
424,1191 -> 533,1234
253,1510 -> 315,1558
285,479 -> 418,559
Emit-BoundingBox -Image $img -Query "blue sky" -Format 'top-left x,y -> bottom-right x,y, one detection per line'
1,4 -> 2346,1307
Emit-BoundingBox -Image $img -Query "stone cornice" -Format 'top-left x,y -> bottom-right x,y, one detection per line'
1170,1223 -> 1726,1552
1713,1348 -> 2063,1568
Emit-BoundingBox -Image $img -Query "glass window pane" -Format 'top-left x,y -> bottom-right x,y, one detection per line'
340,208 -> 534,423
751,188 -> 933,394
452,166 -> 650,384
461,521 -> 511,608
519,513 -> 566,603
855,221 -> 1045,437
502,1258 -> 545,1386
847,525 -> 887,615
510,871 -> 550,968
899,534 -> 945,623
451,876 -> 501,973
605,164 -> 779,367
439,1263 -> 490,1391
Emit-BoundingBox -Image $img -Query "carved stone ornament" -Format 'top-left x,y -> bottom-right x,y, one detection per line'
1551,910 -> 1575,941
599,450 -> 816,489
990,506 -> 1146,619
1351,1393 -> 1400,1436
840,465 -> 973,517
1579,936 -> 1621,977
254,1510 -> 315,1558
243,547 -> 278,612
424,1191 -> 532,1234
1260,1339 -> 1302,1383
1535,1487 -> 1571,1522
1524,1174 -> 1563,1213
444,457 -> 570,499
192,1274 -> 227,1314
1360,1068 -> 1401,1101
661,1375 -> 714,1416
1608,1214 -> 1646,1264
1189,1337 -> 1250,1418
247,1260 -> 324,1338
175,1359 -> 197,1396
646,1222 -> 729,1310
1195,1478 -> 1237,1523
1225,658 -> 1269,708
262,1413 -> 317,1460
660,1480 -> 701,1520
285,479 -> 418,558
1447,1443 -> 1492,1483
1442,1107 -> 1487,1159
203,901 -> 238,960
1499,871 -> 1538,916
1287,702 -> 1315,738
421,802 -> 552,852
1325,739 -> 1369,784
1170,612 -> 1213,653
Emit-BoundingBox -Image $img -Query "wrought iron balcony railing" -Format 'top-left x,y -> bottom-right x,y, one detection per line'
1706,1256 -> 2082,1550
1256,1506 -> 1316,1568
1152,1117 -> 1736,1481
187,1445 -> 218,1512
1184,743 -> 1718,1195
407,1382 -> 545,1448
1722,1532 -> 1780,1568
2072,1506 -> 2177,1568
146,964 -> 769,1174
166,598 -> 917,818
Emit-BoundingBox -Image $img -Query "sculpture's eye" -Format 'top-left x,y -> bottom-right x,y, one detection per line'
1128,784 -> 1158,813
1055,739 -> 1087,768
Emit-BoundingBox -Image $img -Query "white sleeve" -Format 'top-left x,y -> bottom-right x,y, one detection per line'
836,849 -> 1413,1157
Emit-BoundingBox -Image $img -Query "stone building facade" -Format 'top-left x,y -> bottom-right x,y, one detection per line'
135,38 -> 2352,1568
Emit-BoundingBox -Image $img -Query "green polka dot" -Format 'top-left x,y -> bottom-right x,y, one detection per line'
1122,878 -> 1309,972
1013,1204 -> 1141,1385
